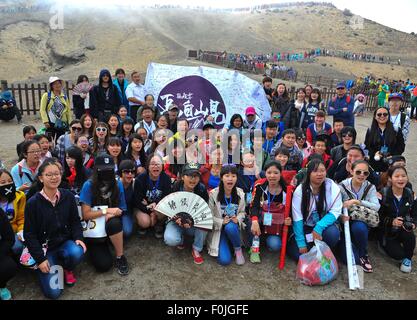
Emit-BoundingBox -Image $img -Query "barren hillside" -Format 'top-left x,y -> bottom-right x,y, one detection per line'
1,4 -> 416,83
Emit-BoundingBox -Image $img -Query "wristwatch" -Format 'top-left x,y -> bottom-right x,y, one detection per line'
102,208 -> 107,216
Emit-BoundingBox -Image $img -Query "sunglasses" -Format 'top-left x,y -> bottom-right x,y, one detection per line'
376,113 -> 388,118
336,88 -> 345,90
297,136 -> 306,140
222,163 -> 237,168
122,169 -> 135,175
96,127 -> 107,132
71,127 -> 82,131
342,133 -> 353,138
273,115 -> 281,119
355,170 -> 370,177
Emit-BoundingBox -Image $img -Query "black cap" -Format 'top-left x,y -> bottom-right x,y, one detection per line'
203,121 -> 215,130
118,159 -> 135,172
388,155 -> 406,166
95,153 -> 114,169
182,162 -> 201,176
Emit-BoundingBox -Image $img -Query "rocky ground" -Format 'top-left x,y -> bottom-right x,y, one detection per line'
1,114 -> 417,300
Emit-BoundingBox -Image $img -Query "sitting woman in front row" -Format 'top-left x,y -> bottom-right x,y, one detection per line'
248,161 -> 292,264
207,164 -> 247,266
339,160 -> 380,273
378,165 -> 416,273
79,154 -> 129,276
24,160 -> 86,299
288,159 -> 342,262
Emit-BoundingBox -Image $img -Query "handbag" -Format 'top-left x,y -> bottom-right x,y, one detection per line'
341,183 -> 379,228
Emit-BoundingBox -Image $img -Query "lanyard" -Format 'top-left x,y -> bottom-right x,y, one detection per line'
266,189 -> 277,213
379,129 -> 386,147
350,180 -> 361,200
393,197 -> 403,217
391,113 -> 400,127
224,195 -> 232,207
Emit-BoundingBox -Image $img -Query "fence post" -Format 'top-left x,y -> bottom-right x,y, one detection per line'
1,80 -> 7,91
17,84 -> 23,114
24,84 -> 30,115
31,83 -> 36,115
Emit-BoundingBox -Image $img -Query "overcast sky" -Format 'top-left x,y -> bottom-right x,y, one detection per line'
59,0 -> 416,33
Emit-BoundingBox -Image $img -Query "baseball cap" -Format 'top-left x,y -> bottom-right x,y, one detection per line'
49,76 -> 62,84
168,104 -> 179,111
336,81 -> 346,89
95,153 -> 114,169
182,162 -> 201,176
388,92 -> 404,101
245,106 -> 256,116
388,155 -> 406,166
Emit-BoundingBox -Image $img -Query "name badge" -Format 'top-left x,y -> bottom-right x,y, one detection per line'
263,212 -> 273,226
306,233 -> 314,243
246,192 -> 252,205
380,146 -> 388,154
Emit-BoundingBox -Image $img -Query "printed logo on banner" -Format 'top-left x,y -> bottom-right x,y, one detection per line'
157,75 -> 226,129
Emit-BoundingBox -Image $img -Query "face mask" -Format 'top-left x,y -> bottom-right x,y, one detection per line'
97,169 -> 114,183
0,183 -> 16,202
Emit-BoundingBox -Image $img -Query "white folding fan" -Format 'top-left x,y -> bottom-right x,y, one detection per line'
72,82 -> 93,95
155,192 -> 213,230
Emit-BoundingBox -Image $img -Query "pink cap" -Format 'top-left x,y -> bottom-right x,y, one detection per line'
245,106 -> 256,115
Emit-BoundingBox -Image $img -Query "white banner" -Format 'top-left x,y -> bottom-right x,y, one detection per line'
144,62 -> 271,129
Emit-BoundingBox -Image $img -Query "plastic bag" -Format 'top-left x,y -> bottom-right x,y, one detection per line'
296,239 -> 338,286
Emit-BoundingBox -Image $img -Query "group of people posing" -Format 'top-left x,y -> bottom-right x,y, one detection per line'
0,71 -> 415,301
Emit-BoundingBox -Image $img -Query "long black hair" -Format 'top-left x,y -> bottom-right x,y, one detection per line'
64,146 -> 87,190
107,137 -> 124,167
90,156 -> 119,207
119,118 -> 134,138
217,164 -> 240,204
125,133 -> 147,167
76,75 -> 89,84
367,107 -> 397,148
229,114 -> 244,129
168,137 -> 185,177
301,159 -> 327,220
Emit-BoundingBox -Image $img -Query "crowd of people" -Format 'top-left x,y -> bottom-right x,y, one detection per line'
0,69 -> 416,301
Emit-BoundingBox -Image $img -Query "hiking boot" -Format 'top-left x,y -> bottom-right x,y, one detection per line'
400,258 -> 412,273
192,249 -> 204,265
115,255 -> 129,276
64,270 -> 77,286
0,288 -> 11,300
250,251 -> 261,264
359,256 -> 373,273
154,224 -> 164,239
235,248 -> 245,266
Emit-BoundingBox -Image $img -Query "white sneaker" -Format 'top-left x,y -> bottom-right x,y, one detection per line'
400,258 -> 412,273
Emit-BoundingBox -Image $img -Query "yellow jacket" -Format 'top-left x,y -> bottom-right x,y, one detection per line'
9,190 -> 26,233
39,91 -> 71,125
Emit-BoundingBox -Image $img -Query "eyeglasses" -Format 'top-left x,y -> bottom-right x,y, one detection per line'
149,162 -> 162,167
376,113 -> 388,118
27,149 -> 42,154
355,170 -> 370,177
71,127 -> 82,131
342,133 -> 353,138
336,88 -> 345,90
96,127 -> 107,132
122,169 -> 135,175
43,172 -> 61,178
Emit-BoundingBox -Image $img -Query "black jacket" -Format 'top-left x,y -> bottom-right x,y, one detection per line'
365,128 -> 405,172
133,172 -> 172,214
249,179 -> 285,220
379,187 -> 417,238
172,181 -> 209,203
281,100 -> 301,129
72,95 -> 87,119
330,157 -> 379,186
0,208 -> 15,257
23,189 -> 83,264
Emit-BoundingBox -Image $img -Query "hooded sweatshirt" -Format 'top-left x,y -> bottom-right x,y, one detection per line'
90,69 -> 121,119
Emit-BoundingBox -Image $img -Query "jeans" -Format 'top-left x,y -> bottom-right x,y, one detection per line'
121,213 -> 134,239
12,234 -> 24,256
339,221 -> 368,265
218,222 -> 242,266
287,224 -> 340,262
164,221 -> 208,252
37,240 -> 84,300
410,105 -> 417,120
0,254 -> 17,288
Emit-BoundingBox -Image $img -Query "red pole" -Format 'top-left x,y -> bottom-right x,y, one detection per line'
279,185 -> 295,270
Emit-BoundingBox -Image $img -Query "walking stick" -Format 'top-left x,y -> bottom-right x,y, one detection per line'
343,208 -> 361,290
279,185 -> 295,270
